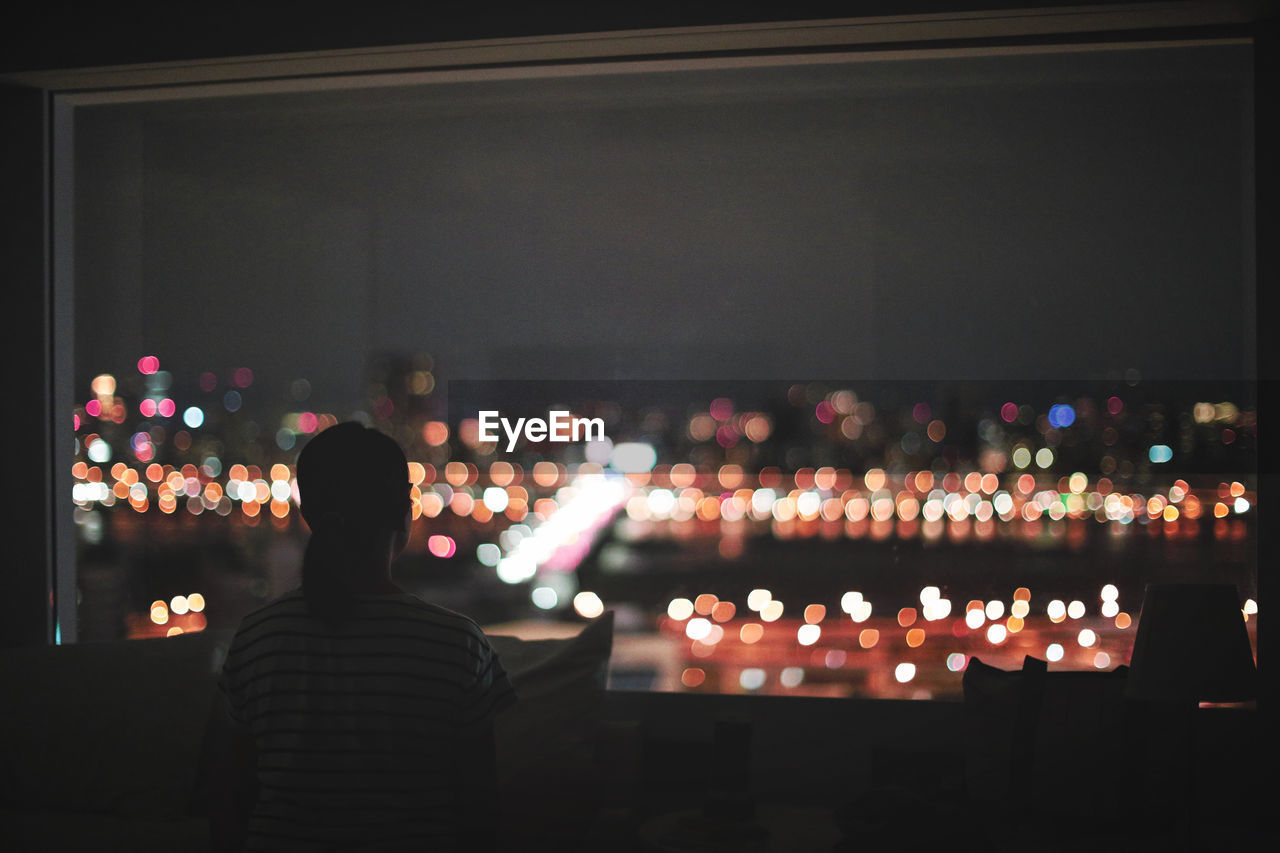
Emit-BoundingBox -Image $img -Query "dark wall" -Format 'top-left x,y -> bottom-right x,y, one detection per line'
0,85 -> 51,648
1253,19 -> 1275,713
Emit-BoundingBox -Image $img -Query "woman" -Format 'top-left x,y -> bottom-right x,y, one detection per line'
211,422 -> 515,852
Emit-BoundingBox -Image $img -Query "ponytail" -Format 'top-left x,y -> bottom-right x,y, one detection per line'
302,512 -> 357,628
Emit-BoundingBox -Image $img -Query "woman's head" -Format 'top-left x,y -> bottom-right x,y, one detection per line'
297,422 -> 410,531
296,423 -> 411,623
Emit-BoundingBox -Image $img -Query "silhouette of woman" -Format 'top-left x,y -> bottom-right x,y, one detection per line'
211,422 -> 515,852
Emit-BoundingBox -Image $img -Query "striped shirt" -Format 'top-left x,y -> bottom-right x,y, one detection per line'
218,589 -> 517,852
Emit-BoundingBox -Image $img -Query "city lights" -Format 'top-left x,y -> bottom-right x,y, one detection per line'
67,362 -> 1255,698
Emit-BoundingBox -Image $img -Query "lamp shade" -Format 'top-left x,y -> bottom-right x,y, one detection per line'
1124,583 -> 1256,702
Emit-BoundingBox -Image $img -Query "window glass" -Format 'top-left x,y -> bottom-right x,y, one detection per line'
70,44 -> 1256,697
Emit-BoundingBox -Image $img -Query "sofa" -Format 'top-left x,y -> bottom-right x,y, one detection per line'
0,615 -> 1261,851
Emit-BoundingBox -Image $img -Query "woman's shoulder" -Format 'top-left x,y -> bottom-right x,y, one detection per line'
233,588 -> 309,632
356,594 -> 489,639
228,589 -> 492,655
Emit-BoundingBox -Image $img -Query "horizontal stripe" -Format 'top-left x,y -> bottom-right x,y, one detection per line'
237,693 -> 455,715
246,834 -> 459,853
244,819 -> 460,840
227,647 -> 482,679
237,610 -> 481,644
247,706 -> 461,726
237,596 -> 479,636
257,780 -> 455,795
256,796 -> 456,815
254,807 -> 453,824
235,676 -> 465,696
254,725 -> 445,737
259,744 -> 428,756
254,758 -> 450,773
250,820 -> 457,843
248,821 -> 458,841
227,630 -> 485,670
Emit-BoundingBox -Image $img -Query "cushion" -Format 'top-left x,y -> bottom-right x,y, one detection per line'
0,632 -> 222,819
486,611 -> 614,842
963,655 -> 1129,820
962,655 -> 1040,805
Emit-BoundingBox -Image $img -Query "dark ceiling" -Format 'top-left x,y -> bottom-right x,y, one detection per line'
1,1 -> 1246,75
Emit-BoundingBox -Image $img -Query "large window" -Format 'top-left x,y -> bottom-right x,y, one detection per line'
61,37 -> 1256,697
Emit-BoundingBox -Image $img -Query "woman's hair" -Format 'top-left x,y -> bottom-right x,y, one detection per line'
296,422 -> 409,626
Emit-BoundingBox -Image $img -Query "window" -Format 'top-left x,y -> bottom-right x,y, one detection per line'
55,28 -> 1256,697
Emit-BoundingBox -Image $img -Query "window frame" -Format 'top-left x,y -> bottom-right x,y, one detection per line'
2,4 -> 1261,646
